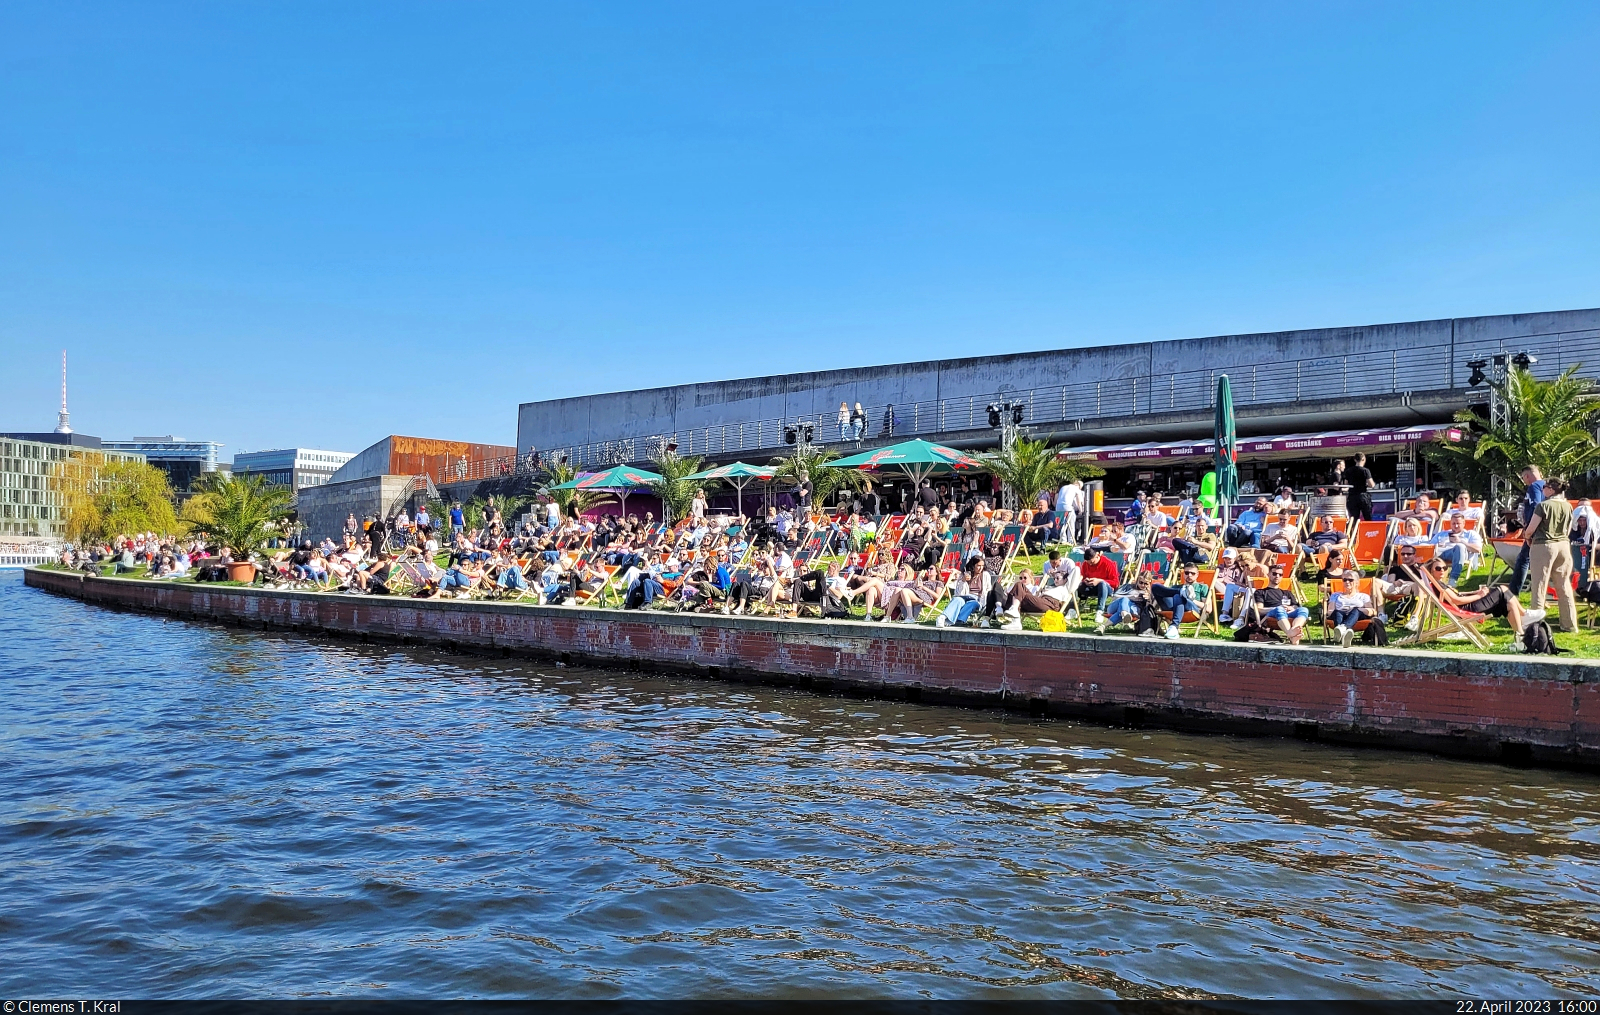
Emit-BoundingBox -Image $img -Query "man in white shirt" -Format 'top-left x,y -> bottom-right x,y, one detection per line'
1430,515 -> 1483,585
1055,480 -> 1084,544
1444,491 -> 1484,524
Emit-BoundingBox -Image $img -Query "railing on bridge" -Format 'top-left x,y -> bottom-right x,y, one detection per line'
530,326 -> 1600,470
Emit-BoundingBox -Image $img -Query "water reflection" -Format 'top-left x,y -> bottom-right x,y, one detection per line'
2,571 -> 1597,997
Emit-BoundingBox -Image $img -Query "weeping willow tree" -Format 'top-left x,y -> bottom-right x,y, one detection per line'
1428,365 -> 1600,496
770,443 -> 866,508
649,450 -> 706,523
54,454 -> 179,542
979,436 -> 1103,507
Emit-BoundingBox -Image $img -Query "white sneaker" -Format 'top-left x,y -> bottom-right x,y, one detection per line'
1339,625 -> 1354,649
1065,608 -> 1079,621
1094,610 -> 1106,626
1094,620 -> 1108,635
1522,608 -> 1547,629
935,614 -> 949,628
1231,614 -> 1247,630
1138,629 -> 1157,638
1165,624 -> 1181,640
1002,617 -> 1022,631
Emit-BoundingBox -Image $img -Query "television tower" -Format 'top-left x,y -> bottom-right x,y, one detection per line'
54,350 -> 72,434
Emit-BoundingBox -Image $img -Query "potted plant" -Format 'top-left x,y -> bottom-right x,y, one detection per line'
186,473 -> 293,583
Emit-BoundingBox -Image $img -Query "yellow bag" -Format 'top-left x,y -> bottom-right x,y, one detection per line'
1040,610 -> 1067,633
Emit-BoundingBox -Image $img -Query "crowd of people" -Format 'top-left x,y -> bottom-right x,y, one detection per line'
55,456 -> 1600,653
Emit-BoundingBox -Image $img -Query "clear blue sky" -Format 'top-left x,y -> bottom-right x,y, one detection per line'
4,2 -> 1599,458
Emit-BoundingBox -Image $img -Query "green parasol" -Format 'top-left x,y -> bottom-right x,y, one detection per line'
683,461 -> 777,518
549,464 -> 665,518
830,438 -> 984,487
1214,375 -> 1238,521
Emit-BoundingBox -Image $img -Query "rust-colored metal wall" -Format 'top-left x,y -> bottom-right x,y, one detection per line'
386,436 -> 515,483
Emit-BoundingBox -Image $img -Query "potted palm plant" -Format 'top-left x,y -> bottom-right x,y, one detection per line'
187,473 -> 293,582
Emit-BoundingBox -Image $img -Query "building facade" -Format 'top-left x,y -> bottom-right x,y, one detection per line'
1,436 -> 144,539
232,448 -> 356,490
99,437 -> 224,495
516,308 -> 1600,471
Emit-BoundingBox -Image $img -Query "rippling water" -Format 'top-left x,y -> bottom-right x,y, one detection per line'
3,571 -> 1599,998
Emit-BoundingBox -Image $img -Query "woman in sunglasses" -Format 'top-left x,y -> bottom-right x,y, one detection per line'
1418,558 -> 1542,632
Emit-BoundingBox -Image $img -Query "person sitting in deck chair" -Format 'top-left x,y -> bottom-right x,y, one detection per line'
1327,569 -> 1376,648
1260,513 -> 1300,555
1251,564 -> 1308,645
936,557 -> 990,628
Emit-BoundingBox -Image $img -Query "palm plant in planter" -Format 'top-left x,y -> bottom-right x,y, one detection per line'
187,473 -> 293,580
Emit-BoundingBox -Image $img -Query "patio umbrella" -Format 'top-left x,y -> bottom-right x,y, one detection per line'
683,461 -> 777,518
548,464 -> 665,518
1214,375 -> 1238,521
830,438 -> 984,487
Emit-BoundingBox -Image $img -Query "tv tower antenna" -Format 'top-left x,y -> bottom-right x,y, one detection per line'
54,350 -> 72,434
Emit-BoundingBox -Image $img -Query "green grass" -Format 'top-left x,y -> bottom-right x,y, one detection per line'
45,548 -> 1600,657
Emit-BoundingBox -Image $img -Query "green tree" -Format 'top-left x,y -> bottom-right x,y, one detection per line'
770,443 -> 866,508
56,455 -> 179,542
649,449 -> 706,523
1428,365 -> 1600,495
979,436 -> 1103,507
542,460 -> 611,519
184,472 -> 293,561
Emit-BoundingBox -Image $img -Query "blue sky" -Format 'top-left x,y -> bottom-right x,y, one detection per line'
3,2 -> 1599,457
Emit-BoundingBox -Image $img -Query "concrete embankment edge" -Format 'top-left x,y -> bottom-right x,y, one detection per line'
24,567 -> 1600,771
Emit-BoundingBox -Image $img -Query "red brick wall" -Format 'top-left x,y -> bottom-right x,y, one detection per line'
25,568 -> 1599,770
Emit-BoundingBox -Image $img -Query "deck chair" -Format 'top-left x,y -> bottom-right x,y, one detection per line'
991,524 -> 1026,576
1392,580 -> 1492,649
1349,521 -> 1390,570
1158,566 -> 1217,636
1139,549 -> 1175,584
1317,576 -> 1375,644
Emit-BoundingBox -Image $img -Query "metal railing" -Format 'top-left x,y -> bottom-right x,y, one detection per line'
531,326 -> 1600,470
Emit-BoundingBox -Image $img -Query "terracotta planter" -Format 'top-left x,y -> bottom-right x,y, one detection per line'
227,560 -> 257,583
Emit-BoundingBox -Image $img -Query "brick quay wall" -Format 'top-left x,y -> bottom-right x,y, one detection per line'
25,567 -> 1600,772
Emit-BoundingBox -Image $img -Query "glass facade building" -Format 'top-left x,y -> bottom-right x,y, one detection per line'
1,437 -> 143,538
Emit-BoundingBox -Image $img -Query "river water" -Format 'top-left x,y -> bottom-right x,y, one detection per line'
3,571 -> 1598,998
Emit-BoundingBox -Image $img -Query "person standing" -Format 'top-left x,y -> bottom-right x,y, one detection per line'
851,402 -> 865,441
837,401 -> 851,442
690,488 -> 707,523
1346,453 -> 1374,521
367,514 -> 386,557
1509,465 -> 1546,595
450,501 -> 466,537
344,513 -> 359,539
1522,475 -> 1575,632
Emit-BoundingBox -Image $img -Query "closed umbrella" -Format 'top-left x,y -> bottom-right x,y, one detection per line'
548,464 -> 665,519
683,461 -> 777,518
1214,375 -> 1238,522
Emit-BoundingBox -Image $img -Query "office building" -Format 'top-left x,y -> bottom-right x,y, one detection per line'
232,448 -> 356,490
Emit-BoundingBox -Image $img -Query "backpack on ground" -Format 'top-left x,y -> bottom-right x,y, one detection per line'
1522,620 -> 1569,655
1362,616 -> 1389,647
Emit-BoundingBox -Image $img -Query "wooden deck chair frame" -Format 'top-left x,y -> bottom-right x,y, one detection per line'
1159,566 -> 1216,636
1390,572 -> 1492,649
